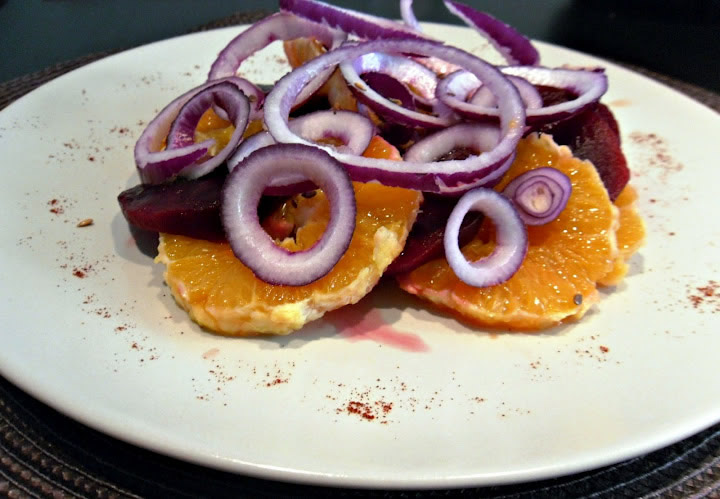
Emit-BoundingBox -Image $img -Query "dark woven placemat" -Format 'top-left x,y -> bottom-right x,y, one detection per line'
1,10 -> 720,498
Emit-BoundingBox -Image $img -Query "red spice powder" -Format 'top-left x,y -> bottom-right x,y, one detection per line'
688,281 -> 720,312
48,198 -> 64,215
346,401 -> 375,420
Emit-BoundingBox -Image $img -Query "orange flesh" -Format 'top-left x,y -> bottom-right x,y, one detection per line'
156,136 -> 422,335
397,134 -> 644,331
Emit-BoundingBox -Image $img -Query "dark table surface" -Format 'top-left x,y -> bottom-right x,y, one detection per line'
2,0 -> 719,93
1,1 -> 719,497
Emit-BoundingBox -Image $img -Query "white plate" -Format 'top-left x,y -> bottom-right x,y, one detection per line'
1,21 -> 719,489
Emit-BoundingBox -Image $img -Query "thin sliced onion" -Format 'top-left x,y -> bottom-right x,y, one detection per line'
134,78 -> 250,185
444,188 -> 528,287
264,38 -> 526,194
290,109 -> 376,154
208,12 -> 346,108
436,66 -> 607,125
280,0 -> 428,40
470,75 -> 541,108
436,70 -> 542,123
400,0 -> 421,31
403,123 -> 501,162
443,0 -> 539,66
503,167 -> 571,225
228,109 -> 375,195
340,52 -> 454,128
502,66 -> 608,124
222,144 -> 356,286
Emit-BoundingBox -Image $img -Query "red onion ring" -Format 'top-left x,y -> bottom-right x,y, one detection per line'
502,167 -> 571,225
443,0 -> 539,66
502,66 -> 608,124
400,0 -> 421,32
435,66 -> 607,125
444,188 -> 528,287
222,144 -> 356,286
228,110 -> 375,195
134,78 -> 250,185
403,123 -> 501,162
436,70 -> 541,122
208,12 -> 346,108
264,38 -> 526,194
166,82 -> 246,149
280,0 -> 428,40
339,51 -> 455,126
205,78 -> 264,122
289,109 -> 376,154
470,75 -> 541,108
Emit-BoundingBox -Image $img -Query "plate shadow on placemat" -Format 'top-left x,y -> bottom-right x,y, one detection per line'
1,375 -> 720,498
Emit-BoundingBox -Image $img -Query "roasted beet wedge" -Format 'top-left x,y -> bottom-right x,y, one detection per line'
118,171 -> 227,241
386,194 -> 482,275
536,87 -> 629,201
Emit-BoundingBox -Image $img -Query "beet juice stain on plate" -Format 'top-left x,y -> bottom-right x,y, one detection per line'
325,303 -> 430,353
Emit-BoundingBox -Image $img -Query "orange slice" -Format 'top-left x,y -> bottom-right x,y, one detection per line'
397,133 -> 623,330
598,184 -> 646,286
156,137 -> 421,335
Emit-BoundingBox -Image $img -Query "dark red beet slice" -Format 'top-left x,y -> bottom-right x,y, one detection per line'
386,194 -> 482,275
535,86 -> 629,201
118,171 -> 227,241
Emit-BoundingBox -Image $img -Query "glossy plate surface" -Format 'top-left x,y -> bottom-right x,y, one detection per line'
0,22 -> 719,489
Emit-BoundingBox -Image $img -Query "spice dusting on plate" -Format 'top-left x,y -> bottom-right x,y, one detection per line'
687,281 -> 720,312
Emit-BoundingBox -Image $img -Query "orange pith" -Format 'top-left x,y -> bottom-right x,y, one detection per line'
156,136 -> 421,335
397,133 -> 644,331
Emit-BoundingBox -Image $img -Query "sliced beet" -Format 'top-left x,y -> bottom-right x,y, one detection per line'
386,194 -> 482,275
539,103 -> 629,200
118,171 -> 227,241
118,170 -> 292,242
535,86 -> 629,201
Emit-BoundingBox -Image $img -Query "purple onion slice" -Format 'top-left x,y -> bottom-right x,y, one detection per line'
222,144 -> 356,286
228,109 -> 375,195
444,188 -> 528,287
264,38 -> 526,194
437,70 -> 542,120
502,66 -> 608,124
436,66 -> 607,125
166,82 -> 246,149
134,78 -> 250,185
208,12 -> 346,108
339,51 -> 456,127
280,0 -> 429,40
443,0 -> 539,66
400,0 -> 421,31
403,123 -> 501,162
502,167 -> 571,225
290,109 -> 376,154
470,75 -> 541,108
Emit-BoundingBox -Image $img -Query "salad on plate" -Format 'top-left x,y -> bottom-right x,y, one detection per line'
118,0 -> 645,336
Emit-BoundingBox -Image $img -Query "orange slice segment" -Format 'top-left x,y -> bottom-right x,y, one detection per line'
598,184 -> 646,286
156,137 -> 421,335
397,133 -> 622,330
